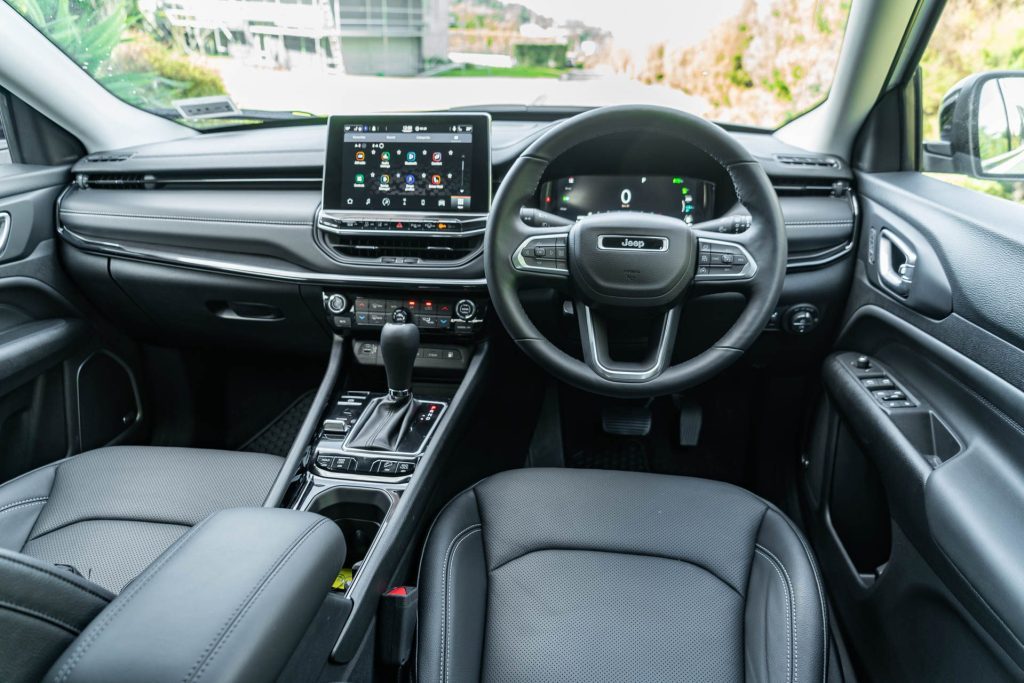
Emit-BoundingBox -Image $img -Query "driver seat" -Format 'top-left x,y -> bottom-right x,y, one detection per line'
417,468 -> 829,683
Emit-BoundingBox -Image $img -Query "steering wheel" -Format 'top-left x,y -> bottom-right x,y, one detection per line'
484,105 -> 787,398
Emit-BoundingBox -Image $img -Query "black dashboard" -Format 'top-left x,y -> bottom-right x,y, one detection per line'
56,112 -> 857,359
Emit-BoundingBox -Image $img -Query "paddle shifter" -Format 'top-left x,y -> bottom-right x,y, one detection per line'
345,322 -> 421,451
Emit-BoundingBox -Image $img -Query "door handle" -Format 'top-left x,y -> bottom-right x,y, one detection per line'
0,212 -> 10,257
877,229 -> 916,297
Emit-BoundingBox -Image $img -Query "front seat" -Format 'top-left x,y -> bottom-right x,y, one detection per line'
0,445 -> 284,593
418,468 -> 829,683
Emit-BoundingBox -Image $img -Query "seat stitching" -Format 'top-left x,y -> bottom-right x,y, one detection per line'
0,598 -> 85,634
756,545 -> 795,683
769,514 -> 829,683
0,497 -> 47,516
51,515 -> 215,683
190,518 -> 330,682
0,553 -> 111,602
441,524 -> 481,683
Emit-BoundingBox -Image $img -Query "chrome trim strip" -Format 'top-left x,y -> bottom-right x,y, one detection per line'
0,212 -> 9,256
786,239 -> 854,270
57,222 -> 488,288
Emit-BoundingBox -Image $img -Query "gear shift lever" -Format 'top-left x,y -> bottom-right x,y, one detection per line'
345,322 -> 421,452
380,322 -> 419,400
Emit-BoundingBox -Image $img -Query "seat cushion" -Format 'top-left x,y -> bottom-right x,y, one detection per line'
0,446 -> 283,593
417,468 -> 829,683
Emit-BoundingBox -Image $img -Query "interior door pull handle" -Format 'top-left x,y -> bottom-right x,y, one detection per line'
877,229 -> 916,297
0,212 -> 10,256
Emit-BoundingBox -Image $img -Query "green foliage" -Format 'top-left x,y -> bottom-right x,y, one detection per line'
435,64 -> 565,79
11,0 -> 224,111
512,43 -> 568,68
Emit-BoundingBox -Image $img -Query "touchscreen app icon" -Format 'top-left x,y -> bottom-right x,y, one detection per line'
380,151 -> 391,162
354,150 -> 366,162
354,173 -> 365,184
380,174 -> 391,186
404,173 -> 416,186
431,151 -> 442,163
430,174 -> 442,186
405,151 -> 417,163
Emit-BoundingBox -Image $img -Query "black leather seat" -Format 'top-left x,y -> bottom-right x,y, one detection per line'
418,468 -> 829,683
0,446 -> 284,593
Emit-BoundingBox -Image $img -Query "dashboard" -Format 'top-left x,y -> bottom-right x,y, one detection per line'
56,112 -> 857,356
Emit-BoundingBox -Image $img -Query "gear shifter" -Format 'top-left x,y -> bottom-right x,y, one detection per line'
345,322 -> 421,452
380,322 -> 419,399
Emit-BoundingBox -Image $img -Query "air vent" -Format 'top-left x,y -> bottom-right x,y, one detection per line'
85,152 -> 135,163
76,173 -> 154,190
322,233 -> 483,264
74,170 -> 320,191
775,154 -> 841,169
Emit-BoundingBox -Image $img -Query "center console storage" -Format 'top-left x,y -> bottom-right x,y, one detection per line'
302,486 -> 398,592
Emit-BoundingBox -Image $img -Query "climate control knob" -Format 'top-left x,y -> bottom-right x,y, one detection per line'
325,293 -> 348,314
454,299 -> 477,321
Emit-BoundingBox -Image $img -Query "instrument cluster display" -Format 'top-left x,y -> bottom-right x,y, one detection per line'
540,175 -> 716,224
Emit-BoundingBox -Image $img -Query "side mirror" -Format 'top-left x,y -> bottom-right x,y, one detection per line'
924,70 -> 1024,181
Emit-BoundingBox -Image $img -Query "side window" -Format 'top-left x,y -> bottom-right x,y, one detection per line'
920,0 -> 1024,203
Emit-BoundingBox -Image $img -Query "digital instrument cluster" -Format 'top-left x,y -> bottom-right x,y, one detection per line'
539,175 -> 716,224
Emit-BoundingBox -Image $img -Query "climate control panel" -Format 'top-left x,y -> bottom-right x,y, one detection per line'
322,290 -> 486,337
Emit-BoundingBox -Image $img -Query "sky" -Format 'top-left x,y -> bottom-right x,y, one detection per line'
513,0 -> 748,50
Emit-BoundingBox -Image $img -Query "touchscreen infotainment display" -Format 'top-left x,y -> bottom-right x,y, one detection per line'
322,114 -> 491,214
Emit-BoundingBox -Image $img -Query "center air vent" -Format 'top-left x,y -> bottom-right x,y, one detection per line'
775,154 -> 841,169
321,232 -> 483,264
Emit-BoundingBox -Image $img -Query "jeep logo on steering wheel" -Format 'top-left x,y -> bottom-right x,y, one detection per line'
598,235 -> 668,251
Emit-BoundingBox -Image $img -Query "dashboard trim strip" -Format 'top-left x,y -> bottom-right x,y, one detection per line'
56,223 -> 488,288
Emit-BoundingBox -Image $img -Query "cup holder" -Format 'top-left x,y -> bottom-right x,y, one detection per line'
305,486 -> 397,589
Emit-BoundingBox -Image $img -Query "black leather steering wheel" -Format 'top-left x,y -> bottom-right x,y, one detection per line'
484,105 -> 787,398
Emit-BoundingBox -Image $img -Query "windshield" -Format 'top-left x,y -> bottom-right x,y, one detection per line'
8,0 -> 851,130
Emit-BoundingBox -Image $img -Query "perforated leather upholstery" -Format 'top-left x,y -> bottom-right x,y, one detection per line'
0,446 -> 283,593
417,468 -> 829,683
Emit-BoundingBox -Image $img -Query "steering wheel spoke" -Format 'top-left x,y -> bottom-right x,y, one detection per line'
577,304 -> 681,383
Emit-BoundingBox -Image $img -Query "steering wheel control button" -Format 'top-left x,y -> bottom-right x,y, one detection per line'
514,234 -> 569,274
694,238 -> 757,280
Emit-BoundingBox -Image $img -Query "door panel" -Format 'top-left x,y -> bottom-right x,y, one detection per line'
803,171 -> 1024,681
0,165 -> 145,480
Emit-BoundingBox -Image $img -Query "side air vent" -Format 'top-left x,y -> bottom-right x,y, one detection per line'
76,173 -> 154,190
321,233 -> 483,264
775,154 -> 842,169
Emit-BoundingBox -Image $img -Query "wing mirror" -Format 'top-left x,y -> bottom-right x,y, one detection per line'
924,70 -> 1024,181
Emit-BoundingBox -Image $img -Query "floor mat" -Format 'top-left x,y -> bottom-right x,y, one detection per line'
238,390 -> 315,456
568,437 -> 650,472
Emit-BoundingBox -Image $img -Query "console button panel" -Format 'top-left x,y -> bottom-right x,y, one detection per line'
839,353 -> 918,410
319,214 -> 486,235
323,291 -> 486,337
311,390 -> 447,479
